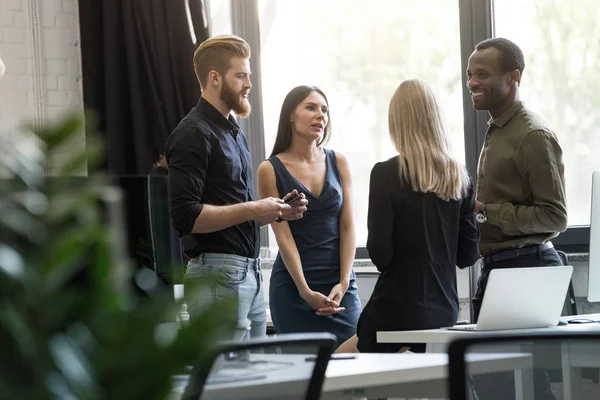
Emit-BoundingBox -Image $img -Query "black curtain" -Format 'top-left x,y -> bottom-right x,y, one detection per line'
78,0 -> 209,174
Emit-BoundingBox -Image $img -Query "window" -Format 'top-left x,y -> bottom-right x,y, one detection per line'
493,0 -> 600,226
258,0 -> 464,246
206,0 -> 232,35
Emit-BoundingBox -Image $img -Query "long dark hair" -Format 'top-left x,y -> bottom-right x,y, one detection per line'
269,85 -> 332,157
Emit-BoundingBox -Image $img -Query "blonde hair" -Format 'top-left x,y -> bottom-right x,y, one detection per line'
193,35 -> 251,89
388,79 -> 469,201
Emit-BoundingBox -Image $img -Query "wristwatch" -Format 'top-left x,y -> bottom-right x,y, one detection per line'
476,203 -> 487,223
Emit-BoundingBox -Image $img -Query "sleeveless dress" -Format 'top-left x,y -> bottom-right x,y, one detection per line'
268,149 -> 361,345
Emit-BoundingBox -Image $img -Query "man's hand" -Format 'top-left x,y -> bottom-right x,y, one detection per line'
281,189 -> 308,221
252,198 -> 290,225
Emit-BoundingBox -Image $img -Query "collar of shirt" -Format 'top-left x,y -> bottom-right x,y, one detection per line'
197,96 -> 242,137
488,100 -> 525,129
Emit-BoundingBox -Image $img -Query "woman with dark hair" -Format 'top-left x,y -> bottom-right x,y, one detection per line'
257,85 -> 361,344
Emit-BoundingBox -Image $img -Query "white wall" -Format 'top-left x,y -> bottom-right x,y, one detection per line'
0,0 -> 85,174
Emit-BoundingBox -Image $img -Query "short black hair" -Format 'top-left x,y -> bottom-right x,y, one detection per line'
475,37 -> 525,76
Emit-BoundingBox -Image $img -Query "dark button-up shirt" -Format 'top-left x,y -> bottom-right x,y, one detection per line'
166,97 -> 259,259
477,101 -> 567,256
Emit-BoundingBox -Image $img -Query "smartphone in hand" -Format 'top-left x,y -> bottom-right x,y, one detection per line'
275,192 -> 304,223
284,193 -> 302,204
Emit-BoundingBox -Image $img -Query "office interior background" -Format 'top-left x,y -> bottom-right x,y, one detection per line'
1,0 -> 599,318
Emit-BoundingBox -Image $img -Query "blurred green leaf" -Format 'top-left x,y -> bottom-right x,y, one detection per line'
36,113 -> 84,150
1,112 -> 230,399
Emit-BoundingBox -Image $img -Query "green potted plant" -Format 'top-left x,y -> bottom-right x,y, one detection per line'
0,113 -> 234,399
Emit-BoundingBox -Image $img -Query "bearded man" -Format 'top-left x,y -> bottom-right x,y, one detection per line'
166,35 -> 307,340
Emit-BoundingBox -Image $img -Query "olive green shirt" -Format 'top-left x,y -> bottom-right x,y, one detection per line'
477,101 -> 567,256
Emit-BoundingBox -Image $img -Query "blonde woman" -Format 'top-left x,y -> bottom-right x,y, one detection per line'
337,79 -> 479,353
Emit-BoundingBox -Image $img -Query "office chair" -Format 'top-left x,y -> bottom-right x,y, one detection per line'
447,332 -> 600,400
147,174 -> 185,286
180,332 -> 337,400
557,250 -> 578,316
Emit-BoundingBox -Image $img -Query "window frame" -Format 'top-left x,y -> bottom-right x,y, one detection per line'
231,0 -> 590,258
230,0 -> 271,252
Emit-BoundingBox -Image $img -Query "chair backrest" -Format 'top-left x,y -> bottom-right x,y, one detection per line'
146,174 -> 185,285
113,175 -> 184,287
447,332 -> 600,400
181,332 -> 337,400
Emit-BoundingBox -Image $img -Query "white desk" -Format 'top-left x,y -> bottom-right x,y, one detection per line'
377,314 -> 600,353
320,352 -> 531,400
173,352 -> 530,400
377,313 -> 600,400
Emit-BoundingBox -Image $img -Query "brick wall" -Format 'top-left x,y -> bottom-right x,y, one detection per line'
0,0 -> 85,174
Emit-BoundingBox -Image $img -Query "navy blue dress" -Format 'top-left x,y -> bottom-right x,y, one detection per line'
268,149 -> 361,345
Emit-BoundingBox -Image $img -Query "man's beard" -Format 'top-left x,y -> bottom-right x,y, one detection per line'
221,82 -> 251,118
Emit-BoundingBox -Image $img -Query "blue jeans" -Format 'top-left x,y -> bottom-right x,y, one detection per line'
184,253 -> 266,340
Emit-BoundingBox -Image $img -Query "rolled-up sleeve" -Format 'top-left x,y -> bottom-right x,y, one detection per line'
166,126 -> 211,236
366,163 -> 394,271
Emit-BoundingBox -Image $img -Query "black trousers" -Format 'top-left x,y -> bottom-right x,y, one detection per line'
471,246 -> 563,400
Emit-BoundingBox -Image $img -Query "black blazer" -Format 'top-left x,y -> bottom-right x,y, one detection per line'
361,156 -> 480,333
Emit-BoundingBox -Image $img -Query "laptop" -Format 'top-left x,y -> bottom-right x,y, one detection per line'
448,265 -> 573,331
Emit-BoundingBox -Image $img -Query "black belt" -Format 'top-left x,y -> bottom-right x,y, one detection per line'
484,242 -> 554,265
